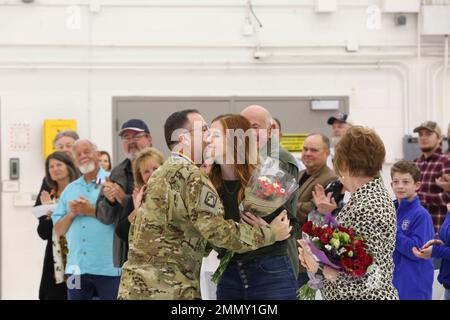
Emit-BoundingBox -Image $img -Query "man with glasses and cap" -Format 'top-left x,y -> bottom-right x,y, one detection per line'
96,119 -> 152,268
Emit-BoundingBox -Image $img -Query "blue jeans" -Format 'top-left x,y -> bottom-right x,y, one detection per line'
67,274 -> 121,300
216,255 -> 298,300
444,289 -> 450,301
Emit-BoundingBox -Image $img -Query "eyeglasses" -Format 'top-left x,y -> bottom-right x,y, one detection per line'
121,133 -> 148,141
188,125 -> 209,134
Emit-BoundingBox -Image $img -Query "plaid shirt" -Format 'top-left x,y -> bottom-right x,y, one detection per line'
414,148 -> 450,232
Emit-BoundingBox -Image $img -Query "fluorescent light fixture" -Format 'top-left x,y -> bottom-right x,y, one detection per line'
311,100 -> 340,110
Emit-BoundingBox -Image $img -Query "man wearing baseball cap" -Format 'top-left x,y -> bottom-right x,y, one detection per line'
413,121 -> 450,233
327,113 -> 351,141
326,112 -> 352,166
96,119 -> 152,268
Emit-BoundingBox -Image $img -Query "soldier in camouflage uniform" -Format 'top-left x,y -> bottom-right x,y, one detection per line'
118,109 -> 291,300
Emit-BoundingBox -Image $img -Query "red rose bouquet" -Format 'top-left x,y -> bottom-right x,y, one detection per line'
243,157 -> 299,217
298,212 -> 374,300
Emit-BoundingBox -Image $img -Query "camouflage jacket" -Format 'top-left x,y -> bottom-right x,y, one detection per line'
118,155 -> 276,300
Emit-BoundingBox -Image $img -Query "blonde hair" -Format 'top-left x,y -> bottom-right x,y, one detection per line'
132,147 -> 165,187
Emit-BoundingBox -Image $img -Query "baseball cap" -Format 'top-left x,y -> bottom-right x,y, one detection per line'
327,113 -> 348,125
413,121 -> 441,136
118,119 -> 150,136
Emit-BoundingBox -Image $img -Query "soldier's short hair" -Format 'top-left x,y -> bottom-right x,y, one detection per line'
164,109 -> 200,150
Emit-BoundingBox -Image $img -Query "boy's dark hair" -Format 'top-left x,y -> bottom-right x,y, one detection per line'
164,109 -> 200,150
391,160 -> 421,182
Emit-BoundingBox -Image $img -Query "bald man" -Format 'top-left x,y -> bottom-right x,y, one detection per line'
224,105 -> 300,300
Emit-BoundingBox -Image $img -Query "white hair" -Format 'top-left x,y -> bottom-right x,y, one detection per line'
72,139 -> 98,152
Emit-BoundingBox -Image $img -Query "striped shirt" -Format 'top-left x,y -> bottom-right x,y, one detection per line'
414,148 -> 450,232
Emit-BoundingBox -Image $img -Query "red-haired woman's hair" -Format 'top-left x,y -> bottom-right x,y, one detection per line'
209,114 -> 258,203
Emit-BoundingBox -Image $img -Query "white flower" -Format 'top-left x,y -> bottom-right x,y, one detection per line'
325,245 -> 333,251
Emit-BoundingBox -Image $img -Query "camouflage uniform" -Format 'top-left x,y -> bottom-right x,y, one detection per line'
118,154 -> 276,300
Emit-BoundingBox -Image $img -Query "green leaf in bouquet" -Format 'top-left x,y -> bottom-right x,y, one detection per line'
297,284 -> 317,300
211,251 -> 234,284
312,238 -> 323,249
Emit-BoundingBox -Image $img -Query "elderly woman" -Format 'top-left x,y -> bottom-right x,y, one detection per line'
299,126 -> 399,300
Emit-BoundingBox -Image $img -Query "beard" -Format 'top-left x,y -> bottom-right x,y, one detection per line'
126,153 -> 137,161
126,144 -> 139,161
420,147 -> 435,153
331,136 -> 341,148
79,161 -> 96,174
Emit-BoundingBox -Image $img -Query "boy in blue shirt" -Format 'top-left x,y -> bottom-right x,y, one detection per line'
391,160 -> 435,300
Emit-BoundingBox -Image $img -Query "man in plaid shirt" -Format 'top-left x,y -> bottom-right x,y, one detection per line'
414,121 -> 450,233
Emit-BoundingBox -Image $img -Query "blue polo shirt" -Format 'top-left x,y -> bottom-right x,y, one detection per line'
52,167 -> 121,277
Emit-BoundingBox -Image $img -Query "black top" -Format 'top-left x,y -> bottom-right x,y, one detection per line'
220,180 -> 241,222
35,177 -> 67,300
115,214 -> 131,243
324,180 -> 345,216
298,172 -> 311,189
96,158 -> 134,267
217,180 -> 241,259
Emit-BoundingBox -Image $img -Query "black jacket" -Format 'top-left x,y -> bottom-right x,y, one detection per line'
96,158 -> 135,267
35,178 -> 67,300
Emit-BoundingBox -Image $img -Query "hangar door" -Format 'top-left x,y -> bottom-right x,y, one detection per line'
112,96 -> 348,165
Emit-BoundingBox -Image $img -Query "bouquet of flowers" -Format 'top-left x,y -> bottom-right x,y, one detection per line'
297,211 -> 374,300
243,157 -> 299,217
211,157 -> 299,284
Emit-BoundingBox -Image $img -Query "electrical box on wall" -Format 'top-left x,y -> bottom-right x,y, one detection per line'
315,0 -> 337,13
43,119 -> 77,159
10,158 -> 20,180
402,134 -> 422,161
382,0 -> 420,13
421,5 -> 450,35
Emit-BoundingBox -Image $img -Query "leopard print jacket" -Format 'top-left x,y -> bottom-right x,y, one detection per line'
321,176 -> 399,300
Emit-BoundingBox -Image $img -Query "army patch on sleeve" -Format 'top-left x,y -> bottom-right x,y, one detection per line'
198,185 -> 222,215
204,191 -> 217,208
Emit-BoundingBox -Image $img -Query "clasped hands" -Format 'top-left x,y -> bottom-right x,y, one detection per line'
68,196 -> 95,218
102,177 -> 127,205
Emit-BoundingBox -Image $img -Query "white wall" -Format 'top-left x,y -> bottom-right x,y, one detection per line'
0,1 -> 449,299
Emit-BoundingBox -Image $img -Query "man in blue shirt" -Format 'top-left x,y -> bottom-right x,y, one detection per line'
53,139 -> 121,300
391,160 -> 435,300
